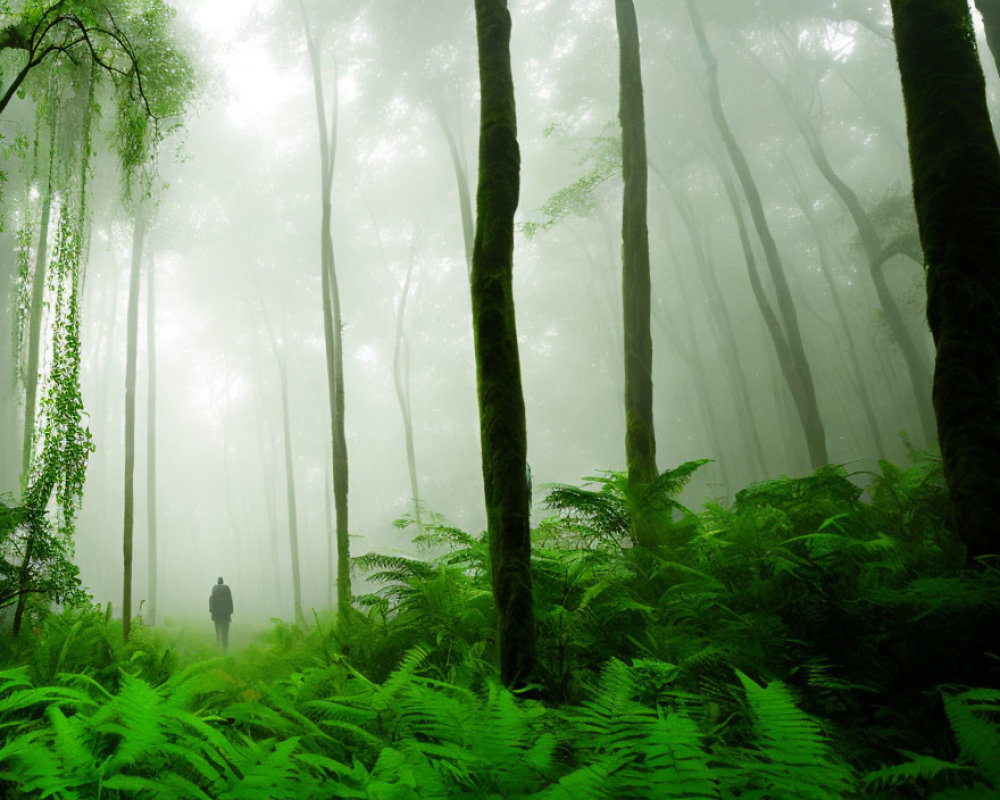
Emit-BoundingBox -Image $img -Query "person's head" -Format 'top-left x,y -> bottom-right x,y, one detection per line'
217,577 -> 224,584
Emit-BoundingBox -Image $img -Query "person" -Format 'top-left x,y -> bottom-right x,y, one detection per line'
209,576 -> 233,652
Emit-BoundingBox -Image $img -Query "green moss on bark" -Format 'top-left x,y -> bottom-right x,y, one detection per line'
472,0 -> 534,688
890,0 -> 1000,561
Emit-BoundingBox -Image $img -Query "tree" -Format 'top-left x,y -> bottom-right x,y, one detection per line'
121,200 -> 147,643
685,0 -> 829,469
764,58 -> 936,445
889,0 -> 1000,561
6,61 -> 95,636
145,247 -> 157,626
616,0 -> 657,494
974,0 -> 1000,78
298,0 -> 351,615
0,1 -> 156,117
471,0 -> 534,688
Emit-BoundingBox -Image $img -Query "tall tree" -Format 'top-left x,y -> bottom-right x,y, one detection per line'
121,201 -> 147,643
471,0 -> 534,688
276,350 -> 305,624
765,62 -> 936,445
974,0 -> 1000,77
145,251 -> 158,626
889,0 -> 1000,561
686,0 -> 829,468
20,77 -> 59,484
616,0 -> 657,490
298,1 -> 351,615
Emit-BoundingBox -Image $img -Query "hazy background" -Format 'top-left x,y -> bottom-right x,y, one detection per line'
4,0 -> 988,625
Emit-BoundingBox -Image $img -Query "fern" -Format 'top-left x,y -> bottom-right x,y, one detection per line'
943,689 -> 1000,788
728,669 -> 854,799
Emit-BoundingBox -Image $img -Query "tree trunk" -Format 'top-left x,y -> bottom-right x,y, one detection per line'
300,4 -> 351,616
889,0 -> 1000,561
433,98 -> 475,277
471,0 -> 534,689
393,244 -> 423,534
122,203 -> 147,643
651,162 -> 769,478
686,0 -> 828,468
616,0 -> 657,490
277,351 -> 304,624
769,70 -> 937,445
21,100 -> 58,482
787,174 -> 887,456
145,252 -> 157,626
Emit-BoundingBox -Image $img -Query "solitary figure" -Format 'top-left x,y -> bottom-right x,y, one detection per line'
209,577 -> 233,652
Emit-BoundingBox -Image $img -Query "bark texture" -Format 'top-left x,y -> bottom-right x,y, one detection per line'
616,0 -> 657,489
890,0 -> 1000,561
472,0 -> 534,688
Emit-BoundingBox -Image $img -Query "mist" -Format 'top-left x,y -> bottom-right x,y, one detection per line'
0,0 -> 982,624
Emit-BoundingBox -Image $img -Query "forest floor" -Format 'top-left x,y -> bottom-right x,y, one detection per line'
1,455 -> 998,799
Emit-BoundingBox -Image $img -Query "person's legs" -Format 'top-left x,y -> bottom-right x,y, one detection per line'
221,620 -> 230,652
214,619 -> 222,647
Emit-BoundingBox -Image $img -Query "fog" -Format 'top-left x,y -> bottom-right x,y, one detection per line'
3,0 -> 980,625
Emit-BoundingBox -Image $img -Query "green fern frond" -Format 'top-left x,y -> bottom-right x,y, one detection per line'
863,749 -> 971,788
732,669 -> 854,799
944,690 -> 1000,788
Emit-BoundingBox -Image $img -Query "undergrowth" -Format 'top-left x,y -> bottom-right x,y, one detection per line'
0,453 -> 997,798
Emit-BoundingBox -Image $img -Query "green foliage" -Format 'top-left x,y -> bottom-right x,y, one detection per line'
520,124 -> 622,238
1,455 -> 997,798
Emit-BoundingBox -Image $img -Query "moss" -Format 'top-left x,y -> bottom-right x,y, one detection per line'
891,0 -> 1000,561
471,0 -> 535,688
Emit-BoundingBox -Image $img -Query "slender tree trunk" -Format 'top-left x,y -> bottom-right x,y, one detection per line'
654,235 -> 733,490
276,351 -> 304,624
472,0 -> 534,689
687,0 -> 828,468
433,98 -> 476,277
393,244 -> 423,533
652,163 -> 769,478
300,4 -> 351,615
889,0 -> 1000,561
324,448 -> 333,609
769,70 -> 936,445
21,100 -> 58,482
786,175 -> 887,455
145,253 -> 157,626
616,0 -> 657,491
122,203 -> 147,643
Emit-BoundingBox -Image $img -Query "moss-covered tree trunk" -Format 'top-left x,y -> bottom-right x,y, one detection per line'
889,0 -> 1000,561
616,0 -> 657,491
686,0 -> 828,469
300,3 -> 351,614
122,203 -> 147,643
471,0 -> 534,689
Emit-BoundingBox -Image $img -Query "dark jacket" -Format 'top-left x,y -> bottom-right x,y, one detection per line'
210,584 -> 233,621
